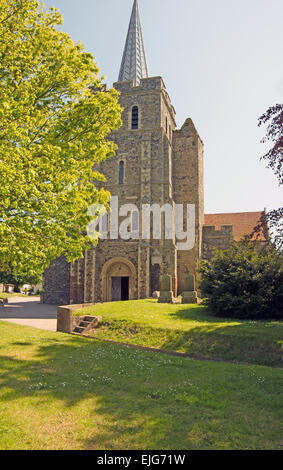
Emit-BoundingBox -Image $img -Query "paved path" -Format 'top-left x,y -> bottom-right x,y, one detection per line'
0,297 -> 58,331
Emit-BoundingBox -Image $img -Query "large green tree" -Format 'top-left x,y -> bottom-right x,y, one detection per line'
0,0 -> 122,279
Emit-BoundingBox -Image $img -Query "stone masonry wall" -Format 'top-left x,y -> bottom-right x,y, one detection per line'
173,118 -> 204,292
202,225 -> 233,261
85,76 -> 179,301
42,254 -> 70,305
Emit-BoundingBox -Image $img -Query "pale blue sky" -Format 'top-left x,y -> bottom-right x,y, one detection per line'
44,0 -> 283,214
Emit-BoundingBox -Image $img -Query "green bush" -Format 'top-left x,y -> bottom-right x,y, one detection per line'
199,241 -> 283,320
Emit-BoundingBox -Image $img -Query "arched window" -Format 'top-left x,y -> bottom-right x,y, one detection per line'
131,106 -> 139,130
119,161 -> 125,184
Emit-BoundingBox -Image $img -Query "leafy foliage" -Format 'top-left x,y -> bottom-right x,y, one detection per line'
258,103 -> 283,184
257,103 -> 283,247
252,207 -> 282,250
0,0 -> 122,279
199,241 -> 283,320
0,264 -> 41,287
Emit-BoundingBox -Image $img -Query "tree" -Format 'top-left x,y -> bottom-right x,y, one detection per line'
0,0 -> 122,279
0,266 -> 40,290
199,241 -> 283,320
257,103 -> 283,248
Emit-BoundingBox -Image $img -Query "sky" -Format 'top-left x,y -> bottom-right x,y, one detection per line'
43,0 -> 283,214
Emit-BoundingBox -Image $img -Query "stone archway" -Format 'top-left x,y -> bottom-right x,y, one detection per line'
101,258 -> 136,302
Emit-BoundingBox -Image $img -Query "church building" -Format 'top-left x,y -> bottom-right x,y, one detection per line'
42,0 -> 267,305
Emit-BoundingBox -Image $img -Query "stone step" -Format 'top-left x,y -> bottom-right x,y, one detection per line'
79,321 -> 92,328
84,316 -> 97,322
72,315 -> 102,336
73,326 -> 85,333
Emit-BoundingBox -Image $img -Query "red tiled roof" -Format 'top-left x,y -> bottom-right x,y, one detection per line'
204,211 -> 267,241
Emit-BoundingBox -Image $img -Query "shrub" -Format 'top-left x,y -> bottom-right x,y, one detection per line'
199,241 -> 283,319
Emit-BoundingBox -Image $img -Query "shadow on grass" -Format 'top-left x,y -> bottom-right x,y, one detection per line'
168,305 -> 233,323
0,337 -> 211,449
168,304 -> 283,325
0,329 -> 283,450
94,318 -> 283,368
159,327 -> 282,367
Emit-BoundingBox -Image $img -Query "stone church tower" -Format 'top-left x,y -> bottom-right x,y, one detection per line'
43,0 -> 204,304
42,0 -> 265,305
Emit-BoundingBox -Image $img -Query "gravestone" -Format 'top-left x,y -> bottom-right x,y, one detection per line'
158,274 -> 174,303
181,273 -> 199,304
4,284 -> 14,293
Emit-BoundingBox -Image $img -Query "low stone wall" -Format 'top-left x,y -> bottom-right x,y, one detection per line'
57,303 -> 96,333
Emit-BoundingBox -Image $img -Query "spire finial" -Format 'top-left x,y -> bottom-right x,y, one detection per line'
118,0 -> 149,86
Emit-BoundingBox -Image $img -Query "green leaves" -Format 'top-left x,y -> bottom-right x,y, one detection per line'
199,241 -> 283,320
0,0 -> 122,279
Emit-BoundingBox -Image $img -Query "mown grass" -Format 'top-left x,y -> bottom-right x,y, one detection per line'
0,293 -> 27,299
75,300 -> 283,367
0,322 -> 282,450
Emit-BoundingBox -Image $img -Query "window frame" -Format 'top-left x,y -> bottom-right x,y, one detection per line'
131,105 -> 139,130
118,160 -> 125,185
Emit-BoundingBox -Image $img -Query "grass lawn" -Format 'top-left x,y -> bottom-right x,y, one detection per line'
75,299 -> 283,368
0,293 -> 27,299
0,321 -> 282,450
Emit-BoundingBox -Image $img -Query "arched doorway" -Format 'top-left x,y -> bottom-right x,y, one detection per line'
101,258 -> 136,302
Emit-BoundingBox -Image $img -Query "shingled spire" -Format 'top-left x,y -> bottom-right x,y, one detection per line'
118,0 -> 149,86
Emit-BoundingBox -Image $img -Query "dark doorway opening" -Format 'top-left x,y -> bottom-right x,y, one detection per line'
111,277 -> 129,301
121,277 -> 129,301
